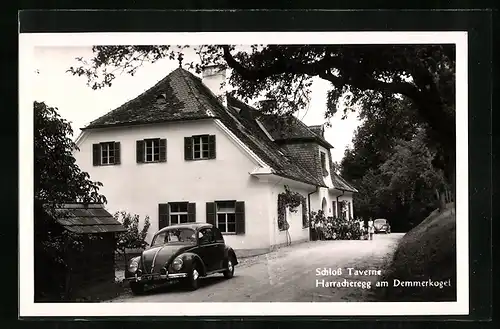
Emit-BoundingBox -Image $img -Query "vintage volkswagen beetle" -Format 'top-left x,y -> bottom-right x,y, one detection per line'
373,218 -> 391,234
125,222 -> 238,294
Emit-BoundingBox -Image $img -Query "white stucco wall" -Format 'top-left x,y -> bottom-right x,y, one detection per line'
74,120 -> 271,250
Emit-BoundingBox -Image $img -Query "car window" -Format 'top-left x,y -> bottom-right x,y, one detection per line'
151,228 -> 196,247
198,228 -> 215,245
213,227 -> 224,242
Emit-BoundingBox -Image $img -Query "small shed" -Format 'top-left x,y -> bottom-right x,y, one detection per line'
41,203 -> 126,299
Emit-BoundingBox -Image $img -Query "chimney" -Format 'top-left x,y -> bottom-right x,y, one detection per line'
202,65 -> 227,106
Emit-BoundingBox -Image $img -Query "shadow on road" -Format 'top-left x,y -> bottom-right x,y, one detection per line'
139,275 -> 233,296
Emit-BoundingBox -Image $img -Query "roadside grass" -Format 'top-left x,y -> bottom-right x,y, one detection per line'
376,203 -> 456,302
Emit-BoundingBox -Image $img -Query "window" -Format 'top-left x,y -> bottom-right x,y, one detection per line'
136,138 -> 167,163
184,135 -> 216,160
169,202 -> 189,225
93,142 -> 120,166
206,201 -> 245,235
198,228 -> 215,245
320,152 -> 328,176
145,139 -> 160,162
158,202 -> 196,229
216,201 -> 236,233
193,135 -> 210,160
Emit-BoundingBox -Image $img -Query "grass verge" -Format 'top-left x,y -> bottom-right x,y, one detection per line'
376,203 -> 456,302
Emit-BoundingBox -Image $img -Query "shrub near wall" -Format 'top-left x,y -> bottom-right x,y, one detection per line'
310,211 -> 363,240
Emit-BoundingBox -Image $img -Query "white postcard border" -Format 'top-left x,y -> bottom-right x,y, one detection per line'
19,31 -> 468,317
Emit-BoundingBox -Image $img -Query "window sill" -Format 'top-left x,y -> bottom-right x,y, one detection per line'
141,161 -> 165,164
221,232 -> 237,235
187,158 -> 215,161
98,163 -> 119,166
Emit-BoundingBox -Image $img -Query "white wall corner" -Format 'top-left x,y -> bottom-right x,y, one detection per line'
213,119 -> 269,168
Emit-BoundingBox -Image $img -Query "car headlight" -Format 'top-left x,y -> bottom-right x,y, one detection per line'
128,257 -> 140,273
172,257 -> 183,271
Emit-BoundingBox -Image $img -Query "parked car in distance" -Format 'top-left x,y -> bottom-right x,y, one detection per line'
124,222 -> 238,295
373,218 -> 391,234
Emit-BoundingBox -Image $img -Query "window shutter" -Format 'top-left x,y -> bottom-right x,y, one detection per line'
187,202 -> 196,222
114,142 -> 121,165
184,137 -> 193,160
92,144 -> 100,166
158,203 -> 169,229
235,201 -> 245,235
208,135 -> 216,159
136,140 -> 144,163
159,138 -> 167,162
206,202 -> 215,225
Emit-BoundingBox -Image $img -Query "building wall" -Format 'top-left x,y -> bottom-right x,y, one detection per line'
74,120 -> 271,250
269,182 -> 311,247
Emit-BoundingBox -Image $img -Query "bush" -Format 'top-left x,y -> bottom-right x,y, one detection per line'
310,210 -> 363,240
114,211 -> 151,267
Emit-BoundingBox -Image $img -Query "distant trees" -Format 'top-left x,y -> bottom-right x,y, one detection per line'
341,96 -> 449,231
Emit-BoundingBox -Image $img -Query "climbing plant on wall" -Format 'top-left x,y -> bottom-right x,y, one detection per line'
277,185 -> 306,231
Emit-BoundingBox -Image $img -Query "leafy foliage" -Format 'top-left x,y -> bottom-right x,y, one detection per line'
114,211 -> 151,252
34,101 -> 106,299
277,185 -> 306,231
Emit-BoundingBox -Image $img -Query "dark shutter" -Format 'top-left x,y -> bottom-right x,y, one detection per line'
184,137 -> 193,160
159,138 -> 167,162
208,135 -> 216,159
92,144 -> 100,166
235,201 -> 245,235
158,203 -> 169,229
114,142 -> 121,165
187,203 -> 196,222
206,202 -> 215,225
136,140 -> 144,163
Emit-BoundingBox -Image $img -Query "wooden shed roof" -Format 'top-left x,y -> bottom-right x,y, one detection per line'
49,203 -> 126,234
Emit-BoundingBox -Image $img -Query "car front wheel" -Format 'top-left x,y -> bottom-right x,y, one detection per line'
186,264 -> 200,291
223,257 -> 235,279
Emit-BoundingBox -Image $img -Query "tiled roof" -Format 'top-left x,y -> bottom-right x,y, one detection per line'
49,203 -> 126,234
257,114 -> 333,149
83,68 -> 214,129
83,67 -> 356,190
308,125 -> 324,138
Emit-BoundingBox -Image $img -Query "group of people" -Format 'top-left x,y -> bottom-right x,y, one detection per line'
359,219 -> 375,240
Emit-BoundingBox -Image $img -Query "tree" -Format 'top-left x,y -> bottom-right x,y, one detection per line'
68,44 -> 455,190
114,211 -> 151,268
34,101 -> 106,298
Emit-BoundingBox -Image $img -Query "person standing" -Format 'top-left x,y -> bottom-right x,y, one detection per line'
368,218 -> 374,240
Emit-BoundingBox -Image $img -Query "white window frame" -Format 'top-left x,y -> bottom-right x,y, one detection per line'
192,135 -> 210,160
169,202 -> 188,225
144,139 -> 160,163
100,142 -> 115,165
216,201 -> 236,234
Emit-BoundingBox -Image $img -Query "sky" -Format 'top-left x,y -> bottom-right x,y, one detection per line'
33,46 -> 362,163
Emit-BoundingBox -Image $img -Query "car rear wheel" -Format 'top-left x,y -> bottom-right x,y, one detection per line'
130,282 -> 145,295
186,263 -> 200,291
223,257 -> 235,279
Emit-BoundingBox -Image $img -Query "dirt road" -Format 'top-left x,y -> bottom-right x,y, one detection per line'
109,233 -> 403,303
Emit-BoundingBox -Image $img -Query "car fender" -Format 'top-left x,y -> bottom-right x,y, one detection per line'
179,252 -> 207,275
224,246 -> 238,265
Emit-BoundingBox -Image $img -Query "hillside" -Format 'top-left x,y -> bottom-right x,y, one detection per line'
377,203 -> 457,301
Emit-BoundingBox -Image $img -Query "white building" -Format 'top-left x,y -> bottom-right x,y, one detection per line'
73,65 -> 357,257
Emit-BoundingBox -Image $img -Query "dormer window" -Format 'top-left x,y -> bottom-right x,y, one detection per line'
156,93 -> 167,104
320,151 -> 329,177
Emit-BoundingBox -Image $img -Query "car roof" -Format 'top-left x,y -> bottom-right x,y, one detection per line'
156,222 -> 213,234
374,218 -> 387,221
